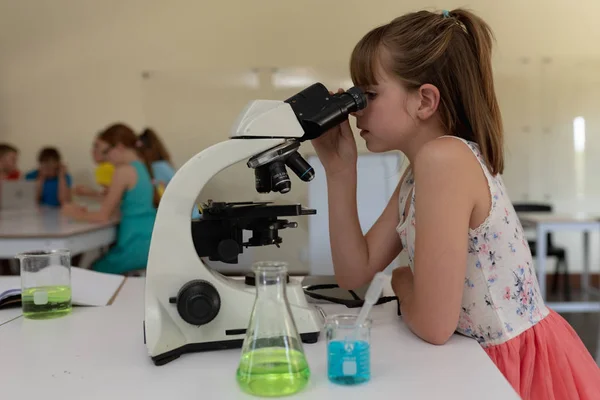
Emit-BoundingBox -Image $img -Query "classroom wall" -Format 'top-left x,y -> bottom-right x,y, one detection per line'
1,0 -> 600,273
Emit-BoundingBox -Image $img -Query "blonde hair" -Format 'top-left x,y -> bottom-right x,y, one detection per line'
350,8 -> 504,175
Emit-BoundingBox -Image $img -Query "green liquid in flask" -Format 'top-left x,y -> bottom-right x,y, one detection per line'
236,347 -> 310,397
21,285 -> 72,320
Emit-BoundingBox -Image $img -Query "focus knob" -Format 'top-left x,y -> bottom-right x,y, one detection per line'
176,280 -> 220,326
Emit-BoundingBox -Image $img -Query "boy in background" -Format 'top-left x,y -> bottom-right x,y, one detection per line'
0,144 -> 21,180
25,147 -> 73,207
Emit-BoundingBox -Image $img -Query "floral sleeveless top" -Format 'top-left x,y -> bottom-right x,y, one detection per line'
396,136 -> 549,347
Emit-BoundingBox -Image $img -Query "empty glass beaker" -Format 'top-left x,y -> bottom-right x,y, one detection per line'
325,314 -> 371,385
15,249 -> 72,320
236,261 -> 310,397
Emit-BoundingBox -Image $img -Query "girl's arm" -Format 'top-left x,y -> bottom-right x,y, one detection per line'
328,169 -> 404,290
62,166 -> 134,223
397,138 -> 481,345
74,184 -> 106,198
35,175 -> 45,202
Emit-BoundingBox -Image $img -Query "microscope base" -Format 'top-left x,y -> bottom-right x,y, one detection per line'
144,321 -> 320,366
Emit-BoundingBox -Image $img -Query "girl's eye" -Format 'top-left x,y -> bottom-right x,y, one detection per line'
366,91 -> 377,100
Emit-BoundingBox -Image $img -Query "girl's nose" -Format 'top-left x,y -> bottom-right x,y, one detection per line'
350,109 -> 364,117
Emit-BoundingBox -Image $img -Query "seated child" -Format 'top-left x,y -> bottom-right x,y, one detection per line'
137,128 -> 200,218
62,123 -> 157,275
0,144 -> 21,180
25,147 -> 73,207
136,128 -> 175,199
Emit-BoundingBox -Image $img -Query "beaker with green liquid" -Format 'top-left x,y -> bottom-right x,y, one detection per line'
236,261 -> 310,397
16,249 -> 72,320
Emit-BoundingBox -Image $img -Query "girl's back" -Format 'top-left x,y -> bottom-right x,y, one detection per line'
397,138 -> 600,399
116,160 -> 156,263
398,136 -> 549,346
121,160 -> 156,218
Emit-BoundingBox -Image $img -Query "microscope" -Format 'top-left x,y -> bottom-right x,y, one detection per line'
143,82 -> 367,366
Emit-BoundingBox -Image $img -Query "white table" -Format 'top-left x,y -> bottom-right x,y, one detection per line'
0,277 -> 519,399
518,212 -> 600,313
0,307 -> 22,326
0,207 -> 117,258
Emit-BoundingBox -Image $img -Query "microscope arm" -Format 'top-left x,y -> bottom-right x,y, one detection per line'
147,138 -> 290,271
144,138 -> 291,353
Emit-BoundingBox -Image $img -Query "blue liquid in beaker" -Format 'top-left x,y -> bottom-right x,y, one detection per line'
327,340 -> 370,385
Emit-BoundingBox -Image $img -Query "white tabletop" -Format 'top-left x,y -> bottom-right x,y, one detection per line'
0,277 -> 518,399
0,307 -> 21,326
0,207 -> 118,238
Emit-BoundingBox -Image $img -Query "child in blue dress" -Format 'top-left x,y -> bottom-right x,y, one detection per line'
62,123 -> 157,275
137,127 -> 201,218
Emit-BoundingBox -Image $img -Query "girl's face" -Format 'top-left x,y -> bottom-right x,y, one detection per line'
353,56 -> 441,154
97,140 -> 126,166
92,139 -> 106,164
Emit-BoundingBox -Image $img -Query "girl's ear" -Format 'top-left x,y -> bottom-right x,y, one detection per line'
416,83 -> 441,121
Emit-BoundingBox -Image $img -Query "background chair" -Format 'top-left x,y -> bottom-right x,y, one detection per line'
513,203 -> 571,300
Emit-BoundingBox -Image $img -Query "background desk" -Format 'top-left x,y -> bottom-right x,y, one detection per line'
0,277 -> 519,399
0,207 -> 117,258
518,212 -> 600,313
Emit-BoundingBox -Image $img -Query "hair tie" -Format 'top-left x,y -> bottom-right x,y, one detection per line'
442,10 -> 450,18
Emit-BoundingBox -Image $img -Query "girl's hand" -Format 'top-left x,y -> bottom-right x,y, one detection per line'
59,163 -> 68,176
391,266 -> 414,303
73,184 -> 88,196
311,88 -> 358,177
61,202 -> 86,218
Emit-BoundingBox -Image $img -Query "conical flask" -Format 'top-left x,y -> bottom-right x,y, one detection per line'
236,261 -> 310,397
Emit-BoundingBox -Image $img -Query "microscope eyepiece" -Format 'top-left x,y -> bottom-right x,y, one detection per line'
285,83 -> 368,141
343,86 -> 368,111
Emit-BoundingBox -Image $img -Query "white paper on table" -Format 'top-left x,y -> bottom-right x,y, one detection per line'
70,267 -> 126,306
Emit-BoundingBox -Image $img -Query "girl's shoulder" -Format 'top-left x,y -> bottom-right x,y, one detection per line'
414,136 -> 485,180
151,159 -> 174,171
413,136 -> 492,219
112,164 -> 137,185
151,160 -> 175,180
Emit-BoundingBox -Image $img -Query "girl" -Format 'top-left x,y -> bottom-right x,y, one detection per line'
313,9 -> 600,400
62,123 -> 157,275
136,127 -> 175,201
137,127 -> 201,218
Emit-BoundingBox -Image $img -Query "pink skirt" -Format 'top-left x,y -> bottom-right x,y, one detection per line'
485,309 -> 600,400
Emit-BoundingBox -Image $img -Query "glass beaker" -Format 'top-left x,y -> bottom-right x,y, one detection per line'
236,261 -> 310,397
15,249 -> 72,320
325,314 -> 371,385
